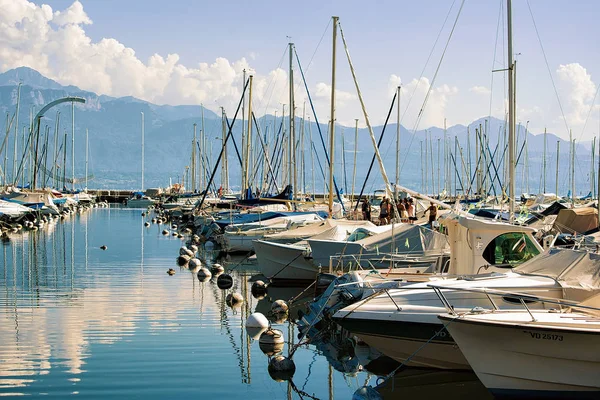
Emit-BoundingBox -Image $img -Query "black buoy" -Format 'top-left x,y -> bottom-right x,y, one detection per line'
100,245 -> 107,250
177,255 -> 190,266
268,355 -> 296,382
251,280 -> 268,299
217,273 -> 234,290
167,268 -> 175,276
352,386 -> 383,400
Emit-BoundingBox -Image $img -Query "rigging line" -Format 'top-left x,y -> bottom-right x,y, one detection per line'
379,0 -> 458,166
256,45 -> 288,129
526,0 -> 570,137
399,0 -> 466,175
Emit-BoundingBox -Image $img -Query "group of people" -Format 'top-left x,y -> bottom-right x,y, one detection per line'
361,196 -> 438,227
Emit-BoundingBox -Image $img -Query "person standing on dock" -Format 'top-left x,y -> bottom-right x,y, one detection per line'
361,198 -> 372,222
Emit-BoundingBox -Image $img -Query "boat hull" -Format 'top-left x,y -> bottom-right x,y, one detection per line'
334,316 -> 469,369
443,316 -> 600,398
253,240 -> 319,282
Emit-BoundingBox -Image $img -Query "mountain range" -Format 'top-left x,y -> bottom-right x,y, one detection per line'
0,66 -> 595,196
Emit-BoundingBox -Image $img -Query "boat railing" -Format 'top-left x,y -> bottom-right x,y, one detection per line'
428,284 -> 600,321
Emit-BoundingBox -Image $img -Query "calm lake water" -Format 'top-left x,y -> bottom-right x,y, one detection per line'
0,208 -> 491,399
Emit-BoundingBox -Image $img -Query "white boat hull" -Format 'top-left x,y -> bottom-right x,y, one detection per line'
444,315 -> 600,398
253,240 -> 319,281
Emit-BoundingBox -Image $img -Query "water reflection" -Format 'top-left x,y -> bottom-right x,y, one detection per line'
0,209 -> 494,399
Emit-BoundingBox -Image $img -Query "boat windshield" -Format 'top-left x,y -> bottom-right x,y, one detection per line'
482,232 -> 540,266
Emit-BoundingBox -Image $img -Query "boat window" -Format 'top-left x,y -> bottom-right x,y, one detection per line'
347,230 -> 370,242
482,232 -> 540,266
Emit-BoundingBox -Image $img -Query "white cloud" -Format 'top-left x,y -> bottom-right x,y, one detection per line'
0,0 -> 295,119
52,1 -> 91,26
390,75 -> 458,129
469,85 -> 491,95
556,63 -> 597,128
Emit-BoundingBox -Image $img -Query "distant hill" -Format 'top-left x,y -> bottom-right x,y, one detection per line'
0,66 -> 594,196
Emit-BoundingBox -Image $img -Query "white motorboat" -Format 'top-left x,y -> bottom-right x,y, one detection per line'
220,213 -> 323,253
125,193 -> 156,208
0,199 -> 33,219
253,220 -> 380,282
332,214 -> 564,369
436,286 -> 600,398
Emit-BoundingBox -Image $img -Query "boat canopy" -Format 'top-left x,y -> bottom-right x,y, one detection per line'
552,207 -> 599,235
357,223 -> 449,254
514,248 -> 600,301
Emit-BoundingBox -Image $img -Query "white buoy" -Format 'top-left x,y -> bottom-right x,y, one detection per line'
226,292 -> 244,307
246,326 -> 267,340
268,355 -> 296,382
217,274 -> 234,289
251,280 -> 268,299
188,258 -> 202,268
271,300 -> 289,314
352,386 -> 383,400
196,267 -> 212,281
246,312 -> 269,329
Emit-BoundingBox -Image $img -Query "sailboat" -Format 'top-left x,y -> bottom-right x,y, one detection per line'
125,112 -> 156,208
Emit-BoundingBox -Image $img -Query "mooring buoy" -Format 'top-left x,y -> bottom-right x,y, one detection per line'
217,273 -> 234,290
251,280 -> 268,299
226,292 -> 244,307
268,355 -> 296,382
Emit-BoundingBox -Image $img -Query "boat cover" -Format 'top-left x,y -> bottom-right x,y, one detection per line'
514,248 -> 600,301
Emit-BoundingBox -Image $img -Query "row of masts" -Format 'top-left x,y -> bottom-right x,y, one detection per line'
1,86 -> 89,191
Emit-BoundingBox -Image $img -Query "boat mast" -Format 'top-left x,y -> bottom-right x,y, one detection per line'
352,118 -> 358,204
192,123 -> 197,192
141,111 -> 145,192
221,107 -> 228,192
71,101 -> 75,191
328,16 -> 338,217
543,127 -> 547,192
507,0 -> 516,220
245,75 -> 253,198
395,85 -> 401,197
556,140 -> 560,197
12,83 -> 21,184
289,42 -> 296,204
85,128 -> 88,191
571,135 -> 575,208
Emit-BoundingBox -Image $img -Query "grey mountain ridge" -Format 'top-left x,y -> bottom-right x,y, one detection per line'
0,67 -> 594,195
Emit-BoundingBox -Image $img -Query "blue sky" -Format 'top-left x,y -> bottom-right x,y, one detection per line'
3,0 -> 599,140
